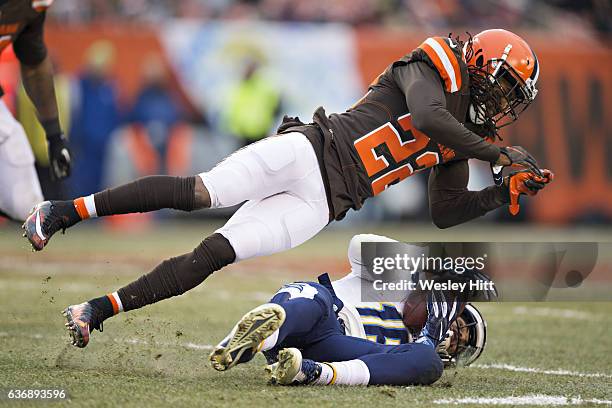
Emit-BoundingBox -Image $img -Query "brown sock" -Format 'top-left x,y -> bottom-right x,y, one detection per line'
116,234 -> 236,311
93,175 -> 196,216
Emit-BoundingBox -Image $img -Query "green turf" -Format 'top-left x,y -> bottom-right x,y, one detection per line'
0,222 -> 611,407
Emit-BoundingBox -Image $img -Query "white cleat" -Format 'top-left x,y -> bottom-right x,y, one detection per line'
210,303 -> 285,372
265,348 -> 323,385
265,347 -> 304,385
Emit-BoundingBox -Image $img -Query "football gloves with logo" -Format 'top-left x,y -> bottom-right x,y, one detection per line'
495,146 -> 542,177
416,290 -> 462,348
505,168 -> 554,215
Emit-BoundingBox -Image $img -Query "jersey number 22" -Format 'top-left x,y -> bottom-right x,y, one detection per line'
354,113 -> 441,195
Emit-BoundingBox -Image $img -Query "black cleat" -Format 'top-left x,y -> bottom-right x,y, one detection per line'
62,302 -> 103,348
22,201 -> 72,251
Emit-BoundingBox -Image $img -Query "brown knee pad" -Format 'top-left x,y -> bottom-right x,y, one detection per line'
118,233 -> 236,311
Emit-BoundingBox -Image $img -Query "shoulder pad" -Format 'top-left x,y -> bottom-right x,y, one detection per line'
417,37 -> 463,93
32,0 -> 54,12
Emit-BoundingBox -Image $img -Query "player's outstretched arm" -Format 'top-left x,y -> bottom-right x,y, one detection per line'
427,160 -> 508,229
428,160 -> 553,228
15,13 -> 71,180
19,57 -> 57,130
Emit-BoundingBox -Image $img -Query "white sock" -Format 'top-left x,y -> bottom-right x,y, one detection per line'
107,291 -> 123,314
74,194 -> 97,219
312,363 -> 335,385
83,194 -> 97,218
316,360 -> 370,386
259,329 -> 279,352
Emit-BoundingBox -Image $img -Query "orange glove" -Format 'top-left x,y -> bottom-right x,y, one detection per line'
507,169 -> 554,215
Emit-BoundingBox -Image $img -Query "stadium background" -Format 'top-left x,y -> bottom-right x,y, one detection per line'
1,0 -> 610,227
1,1 -> 611,406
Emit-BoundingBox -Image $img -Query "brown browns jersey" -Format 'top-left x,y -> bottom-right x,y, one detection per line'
300,36 -> 500,221
0,0 -> 52,96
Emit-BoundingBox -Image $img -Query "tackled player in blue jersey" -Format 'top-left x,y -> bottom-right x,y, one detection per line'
209,234 -> 488,386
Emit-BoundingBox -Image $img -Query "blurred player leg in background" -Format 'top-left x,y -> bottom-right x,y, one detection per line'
211,281 -> 443,386
0,99 -> 44,221
55,132 -> 329,347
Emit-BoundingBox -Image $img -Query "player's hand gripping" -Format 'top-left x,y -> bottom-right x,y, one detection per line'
505,169 -> 554,215
493,146 -> 542,179
47,133 -> 72,180
421,290 -> 462,345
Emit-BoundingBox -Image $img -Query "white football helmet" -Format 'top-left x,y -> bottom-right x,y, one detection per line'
437,303 -> 487,367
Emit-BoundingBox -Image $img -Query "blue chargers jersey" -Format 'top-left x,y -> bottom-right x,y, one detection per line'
355,303 -> 410,345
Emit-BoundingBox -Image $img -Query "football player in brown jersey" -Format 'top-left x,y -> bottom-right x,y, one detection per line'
0,0 -> 71,221
22,29 -> 552,348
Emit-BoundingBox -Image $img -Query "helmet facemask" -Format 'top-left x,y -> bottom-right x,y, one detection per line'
465,37 -> 538,137
436,304 -> 487,367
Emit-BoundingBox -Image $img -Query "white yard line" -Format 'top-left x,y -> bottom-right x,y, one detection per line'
512,306 -> 602,321
182,342 -> 215,351
472,363 -> 612,379
434,395 -> 612,405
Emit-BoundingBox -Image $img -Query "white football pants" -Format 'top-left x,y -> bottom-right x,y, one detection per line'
199,132 -> 329,261
0,99 -> 43,221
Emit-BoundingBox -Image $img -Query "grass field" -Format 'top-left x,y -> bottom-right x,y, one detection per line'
1,221 -> 611,407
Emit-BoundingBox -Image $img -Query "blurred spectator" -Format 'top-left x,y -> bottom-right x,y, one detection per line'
46,0 -> 611,38
545,0 -> 611,35
221,59 -> 281,146
39,0 -> 610,225
127,54 -> 184,174
69,40 -> 120,197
